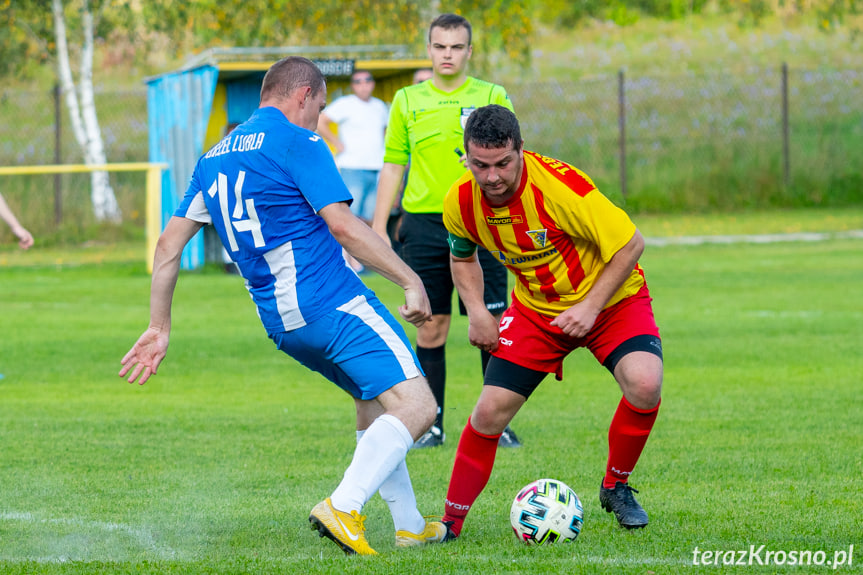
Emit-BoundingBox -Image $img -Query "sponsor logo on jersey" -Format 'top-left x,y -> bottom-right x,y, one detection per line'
309,134 -> 321,142
525,150 -> 595,197
535,153 -> 572,176
499,337 -> 513,347
460,107 -> 476,129
492,246 -> 559,266
486,215 -> 523,226
526,229 -> 547,248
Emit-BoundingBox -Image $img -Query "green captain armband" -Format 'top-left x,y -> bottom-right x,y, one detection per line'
447,232 -> 478,258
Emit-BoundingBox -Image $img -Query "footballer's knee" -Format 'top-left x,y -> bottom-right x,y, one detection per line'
382,376 -> 437,438
470,412 -> 509,436
417,393 -> 437,431
470,388 -> 524,435
615,353 -> 663,409
409,379 -> 437,432
624,377 -> 662,410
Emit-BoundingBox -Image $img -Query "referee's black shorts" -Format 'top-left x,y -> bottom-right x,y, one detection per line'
397,211 -> 508,317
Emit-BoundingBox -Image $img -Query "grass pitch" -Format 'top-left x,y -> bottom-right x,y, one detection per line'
0,234 -> 861,574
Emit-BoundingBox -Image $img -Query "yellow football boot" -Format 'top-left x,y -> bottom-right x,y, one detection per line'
395,519 -> 452,547
309,498 -> 377,555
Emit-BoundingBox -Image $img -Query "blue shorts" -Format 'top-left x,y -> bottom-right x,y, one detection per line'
270,291 -> 422,400
340,168 -> 379,221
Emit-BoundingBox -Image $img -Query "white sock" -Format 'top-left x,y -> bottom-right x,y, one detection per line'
356,429 -> 425,534
330,414 -> 414,515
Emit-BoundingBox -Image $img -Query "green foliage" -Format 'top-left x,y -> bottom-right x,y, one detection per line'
0,0 -> 135,78
133,0 -> 533,70
733,0 -> 773,27
0,0 -> 53,77
632,0 -> 709,19
814,0 -> 863,31
450,0 -> 535,69
538,0 -> 862,30
607,1 -> 642,26
537,0 -> 620,27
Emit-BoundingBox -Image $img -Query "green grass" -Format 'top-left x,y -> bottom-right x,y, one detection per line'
1,229 -> 862,573
634,205 -> 863,236
3,206 -> 862,268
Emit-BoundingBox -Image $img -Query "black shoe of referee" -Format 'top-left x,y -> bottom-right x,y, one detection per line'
413,425 -> 444,448
497,425 -> 522,448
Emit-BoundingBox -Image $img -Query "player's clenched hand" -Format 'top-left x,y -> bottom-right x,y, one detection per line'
550,302 -> 599,338
119,328 -> 169,385
468,311 -> 499,352
399,286 -> 432,327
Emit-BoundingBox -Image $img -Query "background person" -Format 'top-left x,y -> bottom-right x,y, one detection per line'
316,69 -> 388,223
440,105 -> 664,536
387,66 -> 436,251
119,56 -> 449,556
371,13 -> 521,449
412,67 -> 433,84
0,192 -> 34,249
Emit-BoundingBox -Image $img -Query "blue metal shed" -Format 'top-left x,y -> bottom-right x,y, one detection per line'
146,46 -> 429,269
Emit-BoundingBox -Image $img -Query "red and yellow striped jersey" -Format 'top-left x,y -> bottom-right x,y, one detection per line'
443,150 -> 645,317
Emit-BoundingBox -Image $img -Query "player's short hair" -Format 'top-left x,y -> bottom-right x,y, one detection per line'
429,13 -> 472,46
260,56 -> 325,103
464,105 -> 522,154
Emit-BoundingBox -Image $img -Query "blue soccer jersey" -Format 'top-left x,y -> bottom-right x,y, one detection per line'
175,106 -> 367,335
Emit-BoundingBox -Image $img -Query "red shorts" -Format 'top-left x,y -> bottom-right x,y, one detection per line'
492,285 -> 660,380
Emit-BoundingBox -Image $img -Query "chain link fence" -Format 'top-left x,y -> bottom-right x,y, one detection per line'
0,65 -> 860,242
0,88 -> 148,164
0,87 -> 148,243
509,65 -> 862,211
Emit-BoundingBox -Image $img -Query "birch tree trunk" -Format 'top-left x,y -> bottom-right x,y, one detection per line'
52,0 -> 121,223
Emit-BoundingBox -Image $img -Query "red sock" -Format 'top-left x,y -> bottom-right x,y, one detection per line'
603,397 -> 660,489
442,417 -> 501,536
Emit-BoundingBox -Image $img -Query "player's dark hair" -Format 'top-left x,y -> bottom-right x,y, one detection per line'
260,56 -> 325,103
429,13 -> 472,46
464,105 -> 522,154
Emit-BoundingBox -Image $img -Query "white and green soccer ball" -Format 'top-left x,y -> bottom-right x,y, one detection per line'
510,478 -> 584,544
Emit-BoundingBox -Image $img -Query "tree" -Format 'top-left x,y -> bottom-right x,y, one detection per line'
136,0 -> 534,71
0,0 -> 53,77
0,0 -> 120,222
52,0 -> 120,222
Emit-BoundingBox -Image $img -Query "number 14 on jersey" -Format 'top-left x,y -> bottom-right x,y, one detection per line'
207,171 -> 265,251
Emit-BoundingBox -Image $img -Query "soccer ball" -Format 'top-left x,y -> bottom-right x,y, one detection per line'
510,478 -> 584,544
